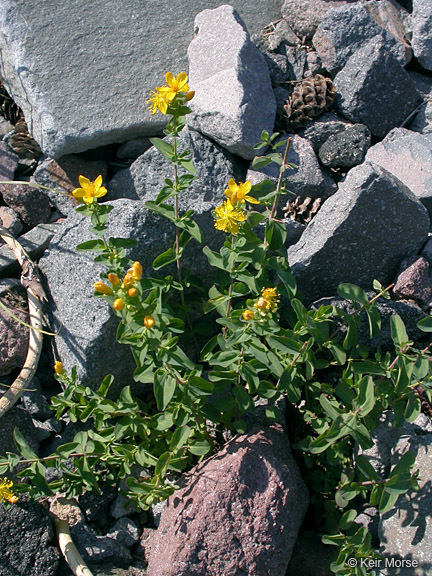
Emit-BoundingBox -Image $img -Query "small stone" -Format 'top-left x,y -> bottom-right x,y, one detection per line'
312,3 -> 409,75
281,0 -> 355,40
187,5 -> 276,160
411,0 -> 432,71
106,517 -> 140,548
318,123 -> 371,168
21,377 -> 52,420
31,418 -> 62,442
365,128 -> 432,216
298,112 -> 349,152
49,496 -> 86,526
135,527 -> 155,563
0,206 -> 23,241
1,182 -> 52,227
70,522 -> 132,567
286,46 -> 308,81
393,257 -> 432,308
334,38 -> 421,138
0,141 -> 19,181
408,100 -> 432,134
0,285 -> 28,375
288,162 -> 430,304
264,19 -> 301,51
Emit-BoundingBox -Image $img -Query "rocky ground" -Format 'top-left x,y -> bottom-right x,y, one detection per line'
1,0 -> 432,574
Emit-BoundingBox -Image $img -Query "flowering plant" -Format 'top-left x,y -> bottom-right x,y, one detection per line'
2,72 -> 432,575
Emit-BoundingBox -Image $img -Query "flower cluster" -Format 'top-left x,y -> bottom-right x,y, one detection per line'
213,179 -> 258,235
0,477 -> 18,504
146,72 -> 194,115
94,262 -> 155,328
72,175 -> 107,204
254,287 -> 280,316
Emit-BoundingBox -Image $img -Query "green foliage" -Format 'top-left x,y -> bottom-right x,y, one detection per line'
3,99 -> 432,575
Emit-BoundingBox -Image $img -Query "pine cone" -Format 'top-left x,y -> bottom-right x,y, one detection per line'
284,74 -> 335,130
283,196 -> 322,225
9,119 -> 42,160
0,78 -> 22,125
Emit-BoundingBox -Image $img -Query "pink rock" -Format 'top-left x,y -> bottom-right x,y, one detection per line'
146,425 -> 308,576
1,182 -> 51,228
0,289 -> 29,375
393,256 -> 432,308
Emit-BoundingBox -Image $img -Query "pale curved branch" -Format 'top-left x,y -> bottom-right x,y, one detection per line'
54,517 -> 95,576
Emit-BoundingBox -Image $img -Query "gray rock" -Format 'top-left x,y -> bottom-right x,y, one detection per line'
365,128 -> 432,216
288,162 -> 430,304
146,425 -> 308,576
33,155 -> 108,216
408,100 -> 432,134
318,124 -> 371,168
263,18 -> 301,51
0,495 -> 61,576
0,140 -> 19,180
379,433 -> 432,575
411,0 -> 432,71
393,256 -> 432,308
0,0 -> 282,158
150,500 -> 166,528
421,235 -> 432,266
116,138 -> 153,161
0,406 -> 40,459
298,112 -> 350,152
0,284 -> 28,375
246,134 -> 336,201
70,522 -> 132,567
0,117 -> 13,137
1,181 -> 52,227
31,418 -> 62,441
334,38 -> 421,138
0,205 -> 23,240
21,376 -> 52,420
312,3 -> 409,76
187,5 -> 276,160
281,0 -> 355,40
286,46 -> 308,81
407,71 -> 432,99
106,517 -> 140,548
0,222 -> 59,278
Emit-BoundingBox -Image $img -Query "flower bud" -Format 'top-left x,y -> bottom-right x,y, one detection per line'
242,309 -> 254,321
129,261 -> 143,281
54,361 -> 63,374
128,288 -> 138,297
113,298 -> 124,311
108,273 -> 120,286
185,90 -> 195,101
94,282 -> 113,295
143,315 -> 155,328
122,272 -> 134,288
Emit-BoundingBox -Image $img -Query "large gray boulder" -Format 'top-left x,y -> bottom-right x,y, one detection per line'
187,5 -> 276,160
288,162 -> 430,303
334,39 -> 421,138
146,425 -> 309,576
281,0 -> 355,40
0,0 -> 282,158
312,2 -> 410,75
379,432 -> 432,575
365,128 -> 432,217
411,0 -> 432,71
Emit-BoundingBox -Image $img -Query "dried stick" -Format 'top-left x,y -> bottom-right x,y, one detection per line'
54,518 -> 94,576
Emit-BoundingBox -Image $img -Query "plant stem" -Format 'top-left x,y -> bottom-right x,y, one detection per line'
270,137 -> 292,222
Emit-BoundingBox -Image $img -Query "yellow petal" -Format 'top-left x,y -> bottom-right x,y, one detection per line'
240,181 -> 252,194
176,72 -> 188,87
93,185 -> 107,199
245,194 -> 260,204
93,175 -> 103,190
78,175 -> 92,192
165,72 -> 174,87
72,187 -> 85,199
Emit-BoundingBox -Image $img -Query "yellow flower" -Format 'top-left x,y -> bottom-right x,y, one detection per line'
164,72 -> 189,96
129,261 -> 143,281
213,201 -> 246,235
0,478 -> 18,504
72,175 -> 107,204
254,287 -> 280,316
54,361 -> 63,374
146,87 -> 175,115
108,273 -> 120,287
224,179 -> 258,205
144,315 -> 155,328
242,309 -> 254,321
94,282 -> 113,296
113,298 -> 124,311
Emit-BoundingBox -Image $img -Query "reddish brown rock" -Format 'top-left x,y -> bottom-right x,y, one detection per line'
1,182 -> 51,228
0,287 -> 29,375
0,206 -> 23,242
146,425 -> 309,576
393,256 -> 432,309
0,141 -> 19,181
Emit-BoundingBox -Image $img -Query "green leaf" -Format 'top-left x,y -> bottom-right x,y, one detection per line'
319,394 -> 341,420
417,316 -> 432,332
76,239 -> 105,252
145,201 -> 176,222
189,440 -> 212,456
343,319 -> 358,350
384,474 -> 413,494
390,450 -> 416,478
153,248 -> 178,270
390,314 -> 409,347
337,284 -> 369,305
379,490 -> 399,514
251,156 -> 273,170
355,455 -> 380,481
154,451 -> 171,478
327,342 -> 347,365
97,374 -> 114,398
170,425 -> 191,452
153,370 -> 176,410
239,363 -> 260,394
353,376 -> 375,417
233,385 -> 253,412
13,428 -> 38,460
247,211 -> 266,227
404,393 -> 421,423
366,307 -> 381,339
265,220 -> 287,251
339,509 -> 357,530
150,137 -> 175,162
202,247 -> 226,271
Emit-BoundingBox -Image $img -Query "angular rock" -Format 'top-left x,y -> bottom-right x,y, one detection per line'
187,5 -> 276,160
0,205 -> 23,241
0,284 -> 28,375
0,1 -> 282,158
281,0 -> 355,40
21,376 -> 52,420
312,3 -> 409,76
393,256 -> 432,308
408,100 -> 432,134
298,112 -> 349,152
33,154 -> 108,216
334,39 -> 421,138
71,522 -> 132,567
0,406 -> 40,459
411,0 -> 432,71
365,128 -> 432,216
106,517 -> 140,548
288,162 -> 430,304
263,18 -> 301,51
363,0 -> 412,62
0,495 -> 61,576
318,123 -> 371,168
379,432 -> 432,573
146,425 -> 308,576
246,134 -> 336,201
1,182 -> 52,227
116,137 -> 153,161
0,140 -> 19,181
